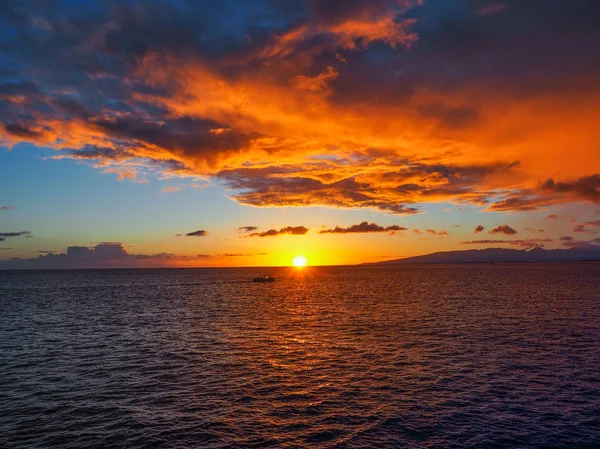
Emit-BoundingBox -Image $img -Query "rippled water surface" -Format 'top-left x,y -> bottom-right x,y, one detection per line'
1,264 -> 599,448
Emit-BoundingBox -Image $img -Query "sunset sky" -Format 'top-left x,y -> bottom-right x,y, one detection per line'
1,0 -> 599,268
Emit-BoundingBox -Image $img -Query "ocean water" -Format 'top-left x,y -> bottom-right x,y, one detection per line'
0,264 -> 599,448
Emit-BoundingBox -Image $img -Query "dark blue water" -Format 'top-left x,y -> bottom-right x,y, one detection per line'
1,264 -> 599,448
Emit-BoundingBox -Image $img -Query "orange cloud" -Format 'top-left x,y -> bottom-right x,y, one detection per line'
1,0 -> 599,216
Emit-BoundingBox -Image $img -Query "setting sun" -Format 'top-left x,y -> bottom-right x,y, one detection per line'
292,255 -> 308,267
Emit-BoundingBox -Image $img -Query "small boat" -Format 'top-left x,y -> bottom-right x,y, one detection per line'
253,275 -> 275,283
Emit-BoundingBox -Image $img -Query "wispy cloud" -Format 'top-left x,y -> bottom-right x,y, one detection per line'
462,238 -> 553,248
560,237 -> 600,248
238,226 -> 258,233
186,230 -> 207,237
426,229 -> 449,236
523,228 -> 545,233
474,225 -> 485,233
0,231 -> 32,242
572,220 -> 600,234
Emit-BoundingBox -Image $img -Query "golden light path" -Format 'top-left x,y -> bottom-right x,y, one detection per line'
292,255 -> 308,267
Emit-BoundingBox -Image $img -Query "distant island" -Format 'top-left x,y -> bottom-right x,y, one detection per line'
368,247 -> 600,265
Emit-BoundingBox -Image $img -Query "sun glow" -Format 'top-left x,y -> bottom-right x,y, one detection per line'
292,255 -> 308,267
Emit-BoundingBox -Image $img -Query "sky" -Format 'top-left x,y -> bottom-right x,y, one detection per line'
1,0 -> 600,268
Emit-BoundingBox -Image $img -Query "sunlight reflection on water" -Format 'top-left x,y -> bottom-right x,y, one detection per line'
1,264 -> 599,448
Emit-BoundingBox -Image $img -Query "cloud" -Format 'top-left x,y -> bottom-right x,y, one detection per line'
290,66 -> 339,92
523,228 -> 545,233
560,237 -> 600,249
1,206 -> 13,211
572,220 -> 600,234
1,1 -> 600,214
186,230 -> 207,237
161,186 -> 180,193
425,229 -> 448,236
0,231 -> 32,241
238,226 -> 258,233
249,226 -> 309,237
546,214 -> 560,220
413,229 -> 422,235
541,175 -> 600,204
489,225 -> 517,236
103,168 -> 149,184
474,225 -> 485,233
462,238 -> 553,249
319,221 -> 407,234
0,242 -> 210,269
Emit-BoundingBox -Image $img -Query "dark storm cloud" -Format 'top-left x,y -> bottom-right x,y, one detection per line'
319,222 -> 407,234
186,230 -> 207,237
474,225 -> 484,233
249,226 -> 309,237
489,224 -> 517,236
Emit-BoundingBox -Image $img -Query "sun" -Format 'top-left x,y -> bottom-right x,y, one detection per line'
292,255 -> 308,267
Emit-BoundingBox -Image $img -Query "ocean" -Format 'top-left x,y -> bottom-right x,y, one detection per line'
1,264 -> 599,448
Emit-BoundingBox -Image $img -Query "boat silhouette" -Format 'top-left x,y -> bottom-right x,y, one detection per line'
253,275 -> 275,283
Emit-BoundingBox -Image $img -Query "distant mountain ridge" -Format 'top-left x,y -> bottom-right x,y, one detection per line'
369,247 -> 600,265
